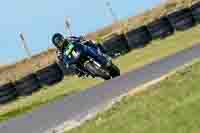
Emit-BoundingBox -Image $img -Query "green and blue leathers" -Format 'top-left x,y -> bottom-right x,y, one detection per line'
63,41 -> 106,67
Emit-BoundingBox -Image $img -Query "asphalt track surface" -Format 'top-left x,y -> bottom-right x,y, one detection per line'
1,44 -> 200,133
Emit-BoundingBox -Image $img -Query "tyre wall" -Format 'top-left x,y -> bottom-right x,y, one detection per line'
147,17 -> 174,39
102,34 -> 130,58
126,26 -> 152,49
0,83 -> 17,104
167,8 -> 196,31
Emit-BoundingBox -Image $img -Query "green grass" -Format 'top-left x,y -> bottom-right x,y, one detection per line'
0,25 -> 200,123
65,59 -> 200,133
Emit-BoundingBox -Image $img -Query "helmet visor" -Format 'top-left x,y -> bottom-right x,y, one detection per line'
55,36 -> 64,48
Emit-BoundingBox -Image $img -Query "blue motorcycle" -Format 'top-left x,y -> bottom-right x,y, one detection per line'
64,41 -> 120,80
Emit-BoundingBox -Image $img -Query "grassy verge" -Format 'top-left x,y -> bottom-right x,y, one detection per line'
0,25 -> 200,123
65,60 -> 200,133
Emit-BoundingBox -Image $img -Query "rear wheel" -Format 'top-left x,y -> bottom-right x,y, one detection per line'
84,62 -> 111,80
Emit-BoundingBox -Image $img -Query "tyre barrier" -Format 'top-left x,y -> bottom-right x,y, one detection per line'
147,17 -> 174,39
126,26 -> 152,49
167,8 -> 195,31
57,60 -> 75,76
102,34 -> 130,58
191,2 -> 200,23
0,83 -> 17,104
36,63 -> 64,86
14,74 -> 41,96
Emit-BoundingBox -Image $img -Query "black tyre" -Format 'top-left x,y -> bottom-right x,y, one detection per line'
0,83 -> 17,104
126,26 -> 152,49
147,17 -> 174,39
36,63 -> 64,86
108,64 -> 120,78
191,2 -> 200,23
57,60 -> 75,76
102,34 -> 130,58
14,74 -> 41,96
85,62 -> 111,80
167,8 -> 195,31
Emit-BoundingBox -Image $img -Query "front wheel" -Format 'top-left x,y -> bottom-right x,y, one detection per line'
84,62 -> 111,80
107,64 -> 120,78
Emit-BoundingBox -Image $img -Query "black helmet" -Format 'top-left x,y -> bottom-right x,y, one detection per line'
52,33 -> 64,49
